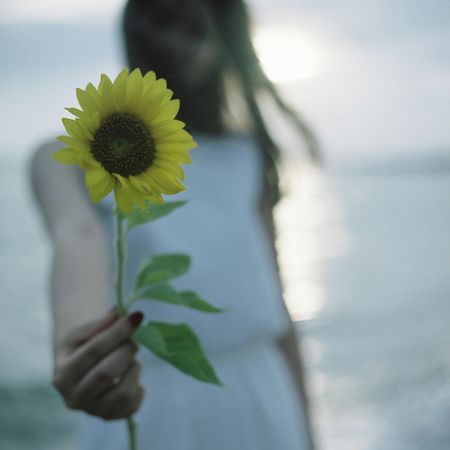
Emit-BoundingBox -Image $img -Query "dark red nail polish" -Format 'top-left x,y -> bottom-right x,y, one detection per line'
128,311 -> 144,327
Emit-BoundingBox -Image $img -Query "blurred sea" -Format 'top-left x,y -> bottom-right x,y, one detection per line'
1,9 -> 450,450
281,167 -> 450,450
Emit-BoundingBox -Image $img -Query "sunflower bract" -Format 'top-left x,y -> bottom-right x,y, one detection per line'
53,69 -> 197,212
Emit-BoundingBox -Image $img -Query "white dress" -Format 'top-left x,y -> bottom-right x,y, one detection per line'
76,133 -> 311,450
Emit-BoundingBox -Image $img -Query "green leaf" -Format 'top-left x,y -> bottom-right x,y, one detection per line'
135,254 -> 190,288
178,290 -> 226,313
131,283 -> 226,313
126,201 -> 187,230
134,322 -> 222,385
134,283 -> 181,304
133,321 -> 168,354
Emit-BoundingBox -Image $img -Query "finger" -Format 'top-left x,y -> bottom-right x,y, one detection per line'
72,342 -> 138,403
93,361 -> 142,416
52,309 -> 118,395
104,385 -> 145,421
63,311 -> 144,383
62,308 -> 118,352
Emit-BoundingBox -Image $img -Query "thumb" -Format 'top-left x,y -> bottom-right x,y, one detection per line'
63,308 -> 118,351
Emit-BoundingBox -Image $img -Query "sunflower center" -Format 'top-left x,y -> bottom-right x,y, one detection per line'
91,113 -> 155,176
112,137 -> 130,155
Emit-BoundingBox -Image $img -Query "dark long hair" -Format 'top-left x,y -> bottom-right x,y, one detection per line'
123,0 -> 321,206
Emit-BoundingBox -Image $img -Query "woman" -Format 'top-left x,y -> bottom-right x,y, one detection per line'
31,0 -> 320,448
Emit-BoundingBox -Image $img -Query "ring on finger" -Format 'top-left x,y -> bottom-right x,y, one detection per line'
111,375 -> 121,386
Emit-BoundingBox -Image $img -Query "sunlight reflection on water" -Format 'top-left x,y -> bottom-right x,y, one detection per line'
276,165 -> 350,321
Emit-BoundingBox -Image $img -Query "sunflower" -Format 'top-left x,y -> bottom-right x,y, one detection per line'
53,69 -> 197,212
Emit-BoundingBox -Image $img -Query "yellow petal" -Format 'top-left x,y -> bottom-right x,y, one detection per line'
85,83 -> 101,108
161,89 -> 174,103
61,117 -> 93,141
62,118 -> 84,139
83,155 -> 102,168
156,142 -> 195,164
98,74 -> 115,115
152,99 -> 180,123
89,175 -> 114,203
114,68 -> 129,83
128,175 -> 150,192
143,78 -> 167,102
52,148 -> 79,165
153,160 -> 185,181
129,187 -> 148,210
81,112 -> 100,135
65,107 -> 84,118
56,135 -> 90,152
138,81 -> 169,116
152,78 -> 167,92
156,141 -> 197,152
143,70 -> 156,90
141,175 -> 165,200
147,167 -> 185,194
76,87 -> 97,113
125,68 -> 144,112
156,129 -> 196,144
76,118 -> 94,140
138,92 -> 164,118
113,69 -> 129,110
150,120 -> 185,140
114,183 -> 133,213
149,193 -> 164,205
157,152 -> 192,164
85,167 -> 109,188
141,87 -> 174,121
112,173 -> 130,189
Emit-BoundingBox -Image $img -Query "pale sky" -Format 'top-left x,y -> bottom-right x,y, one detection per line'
1,0 -> 449,165
1,0 -> 123,22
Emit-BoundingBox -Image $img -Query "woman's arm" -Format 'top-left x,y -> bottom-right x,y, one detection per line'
259,191 -> 316,450
29,141 -> 144,420
30,141 -> 112,351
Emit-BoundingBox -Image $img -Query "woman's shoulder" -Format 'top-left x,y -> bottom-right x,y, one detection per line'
30,139 -> 105,239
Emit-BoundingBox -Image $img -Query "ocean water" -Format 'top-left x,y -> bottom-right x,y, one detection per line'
0,155 -> 74,450
281,167 -> 450,450
1,9 -> 449,450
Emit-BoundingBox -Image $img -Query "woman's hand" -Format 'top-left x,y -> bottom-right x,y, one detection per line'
52,310 -> 145,421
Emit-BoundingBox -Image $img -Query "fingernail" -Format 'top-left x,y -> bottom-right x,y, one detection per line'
128,311 -> 144,328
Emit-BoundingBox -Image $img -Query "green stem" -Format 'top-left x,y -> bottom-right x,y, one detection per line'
126,293 -> 138,308
114,210 -> 138,450
115,212 -> 127,317
127,416 -> 138,450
